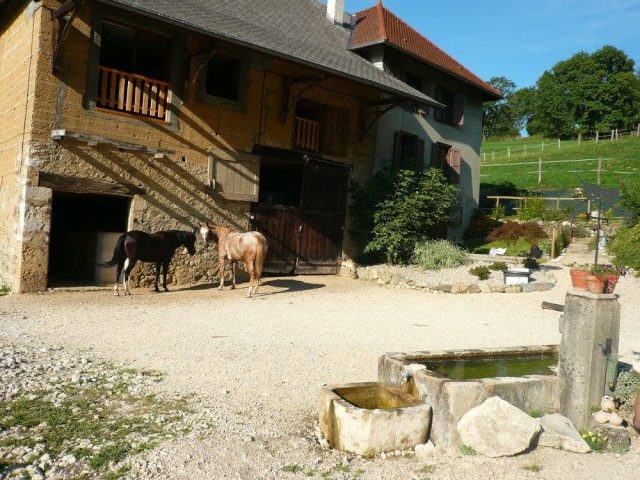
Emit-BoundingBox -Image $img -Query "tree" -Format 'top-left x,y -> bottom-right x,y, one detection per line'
350,168 -> 457,264
529,46 -> 640,138
482,76 -> 519,139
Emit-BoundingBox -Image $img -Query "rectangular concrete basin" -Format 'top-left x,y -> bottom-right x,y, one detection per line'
378,345 -> 559,448
319,382 -> 431,456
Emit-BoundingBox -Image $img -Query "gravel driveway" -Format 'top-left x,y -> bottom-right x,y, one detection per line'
1,250 -> 639,479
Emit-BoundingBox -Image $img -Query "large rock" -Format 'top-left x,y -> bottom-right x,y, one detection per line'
457,396 -> 540,457
536,413 -> 591,453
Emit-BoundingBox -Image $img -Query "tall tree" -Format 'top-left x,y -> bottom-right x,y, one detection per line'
482,76 -> 518,139
529,46 -> 640,138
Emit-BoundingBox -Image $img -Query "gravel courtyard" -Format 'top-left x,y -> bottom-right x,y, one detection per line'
1,249 -> 639,479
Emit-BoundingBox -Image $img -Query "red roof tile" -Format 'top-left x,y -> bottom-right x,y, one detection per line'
351,2 -> 502,100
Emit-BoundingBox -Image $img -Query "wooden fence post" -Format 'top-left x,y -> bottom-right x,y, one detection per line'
596,131 -> 599,144
611,129 -> 614,142
492,151 -> 495,162
578,134 -> 581,146
508,147 -> 511,158
558,138 -> 561,149
551,228 -> 557,258
541,141 -> 544,151
597,157 -> 602,185
538,158 -> 542,185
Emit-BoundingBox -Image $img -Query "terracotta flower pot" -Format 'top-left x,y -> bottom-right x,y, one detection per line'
570,269 -> 590,291
605,276 -> 618,294
587,275 -> 605,294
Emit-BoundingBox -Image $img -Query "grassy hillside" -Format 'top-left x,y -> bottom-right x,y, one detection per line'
480,135 -> 640,192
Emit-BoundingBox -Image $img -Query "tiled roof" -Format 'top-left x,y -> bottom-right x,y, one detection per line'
96,0 -> 442,107
350,2 -> 502,100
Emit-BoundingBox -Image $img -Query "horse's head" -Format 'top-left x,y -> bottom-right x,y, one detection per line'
199,222 -> 214,245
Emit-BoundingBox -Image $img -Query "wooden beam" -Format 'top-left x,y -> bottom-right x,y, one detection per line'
357,97 -> 403,141
51,129 -> 175,155
38,172 -> 146,196
279,74 -> 328,123
51,1 -> 82,73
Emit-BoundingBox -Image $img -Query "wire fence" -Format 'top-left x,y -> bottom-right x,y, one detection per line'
481,127 -> 640,162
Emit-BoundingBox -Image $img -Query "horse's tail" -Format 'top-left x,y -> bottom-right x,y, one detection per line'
254,234 -> 268,278
96,233 -> 127,268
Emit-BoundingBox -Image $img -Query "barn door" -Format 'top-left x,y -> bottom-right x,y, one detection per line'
250,203 -> 299,274
295,158 -> 349,274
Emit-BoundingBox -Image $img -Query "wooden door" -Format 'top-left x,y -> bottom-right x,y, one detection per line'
295,159 -> 349,274
251,203 -> 299,274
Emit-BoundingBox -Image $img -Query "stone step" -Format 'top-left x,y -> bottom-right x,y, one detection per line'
567,243 -> 590,253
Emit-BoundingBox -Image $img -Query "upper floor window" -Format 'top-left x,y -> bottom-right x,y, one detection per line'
435,87 -> 464,127
293,101 -> 350,158
205,53 -> 242,101
97,21 -> 172,122
404,71 -> 430,115
431,142 -> 460,183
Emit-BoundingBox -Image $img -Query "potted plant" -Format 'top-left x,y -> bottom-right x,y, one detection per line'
586,274 -> 606,294
591,263 -> 627,293
568,262 -> 591,291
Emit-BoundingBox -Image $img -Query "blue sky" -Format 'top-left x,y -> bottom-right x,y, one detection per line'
345,0 -> 640,90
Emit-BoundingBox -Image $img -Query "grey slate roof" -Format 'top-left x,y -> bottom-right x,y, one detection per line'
96,0 -> 442,107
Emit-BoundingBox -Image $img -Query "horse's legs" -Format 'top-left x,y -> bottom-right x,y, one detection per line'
230,261 -> 236,290
245,258 -> 255,297
218,257 -> 225,290
161,262 -> 169,292
113,261 -> 123,296
123,258 -> 136,296
153,262 -> 161,292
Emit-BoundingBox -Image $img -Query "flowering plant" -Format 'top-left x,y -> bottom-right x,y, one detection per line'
591,263 -> 626,278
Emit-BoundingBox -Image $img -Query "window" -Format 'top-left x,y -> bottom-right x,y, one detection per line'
404,72 -> 430,115
431,142 -> 460,183
435,87 -> 464,126
393,131 -> 425,170
205,53 -> 242,101
96,21 -> 172,121
293,102 -> 350,157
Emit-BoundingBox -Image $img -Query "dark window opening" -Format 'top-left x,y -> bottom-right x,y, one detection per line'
205,53 -> 242,101
258,159 -> 304,207
435,87 -> 464,126
100,21 -> 171,81
393,131 -> 424,170
431,142 -> 460,183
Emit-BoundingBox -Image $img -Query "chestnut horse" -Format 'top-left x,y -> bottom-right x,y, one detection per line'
199,223 -> 268,297
97,230 -> 196,296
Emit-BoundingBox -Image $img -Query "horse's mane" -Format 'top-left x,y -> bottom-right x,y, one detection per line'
165,230 -> 195,246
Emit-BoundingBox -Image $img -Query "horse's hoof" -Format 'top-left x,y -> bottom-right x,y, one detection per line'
230,285 -> 235,290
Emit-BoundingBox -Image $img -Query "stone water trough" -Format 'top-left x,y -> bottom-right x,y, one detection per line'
379,345 -> 559,448
319,382 -> 431,456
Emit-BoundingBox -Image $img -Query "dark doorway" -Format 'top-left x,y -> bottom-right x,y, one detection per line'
251,155 -> 350,274
48,192 -> 129,286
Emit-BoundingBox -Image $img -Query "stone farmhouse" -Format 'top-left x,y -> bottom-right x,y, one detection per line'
0,0 -> 499,293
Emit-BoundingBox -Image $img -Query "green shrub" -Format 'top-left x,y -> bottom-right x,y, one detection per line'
489,261 -> 507,271
487,221 -> 548,245
412,240 -> 469,270
469,265 -> 491,280
620,180 -> 640,225
613,370 -> 640,409
523,257 -> 539,269
465,210 -> 500,240
0,282 -> 10,296
518,197 -> 547,220
354,168 -> 457,264
608,225 -> 640,274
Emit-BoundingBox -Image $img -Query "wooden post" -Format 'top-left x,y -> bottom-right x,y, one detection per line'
611,129 -> 614,142
637,124 -> 639,138
538,158 -> 542,184
541,141 -> 544,151
524,145 -> 527,155
492,151 -> 495,162
597,157 -> 603,185
483,152 -> 486,162
578,134 -> 581,146
508,147 -> 511,158
596,131 -> 599,144
551,228 -> 557,258
558,138 -> 561,149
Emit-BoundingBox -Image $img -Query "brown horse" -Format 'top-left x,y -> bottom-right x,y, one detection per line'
199,223 -> 268,297
97,230 -> 196,296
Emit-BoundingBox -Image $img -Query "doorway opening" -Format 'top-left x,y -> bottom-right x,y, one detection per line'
48,192 -> 129,286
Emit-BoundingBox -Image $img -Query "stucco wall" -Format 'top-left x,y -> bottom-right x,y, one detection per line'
1,1 -> 378,292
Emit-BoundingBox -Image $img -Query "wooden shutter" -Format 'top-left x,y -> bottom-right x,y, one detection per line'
392,131 -> 403,168
453,93 -> 465,126
322,107 -> 350,157
446,148 -> 461,183
208,152 -> 260,201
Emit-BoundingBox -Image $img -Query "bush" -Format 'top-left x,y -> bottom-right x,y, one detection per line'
607,225 -> 640,274
465,210 -> 500,240
487,221 -> 548,245
353,168 -> 457,264
469,265 -> 491,280
518,198 -> 547,220
620,180 -> 640,225
489,261 -> 507,271
522,257 -> 539,269
412,240 -> 469,270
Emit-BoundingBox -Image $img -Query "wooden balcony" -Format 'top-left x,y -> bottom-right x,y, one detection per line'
97,66 -> 171,122
294,116 -> 320,153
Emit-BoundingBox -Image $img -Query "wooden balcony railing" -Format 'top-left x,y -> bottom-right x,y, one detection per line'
294,117 -> 320,153
97,66 -> 171,122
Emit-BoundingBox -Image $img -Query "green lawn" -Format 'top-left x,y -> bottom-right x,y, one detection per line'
480,135 -> 640,192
